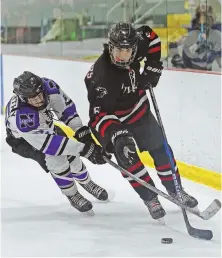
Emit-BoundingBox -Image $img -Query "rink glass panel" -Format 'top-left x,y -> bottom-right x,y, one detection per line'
1,0 -> 221,72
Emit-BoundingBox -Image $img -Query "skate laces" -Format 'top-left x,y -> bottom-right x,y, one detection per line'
83,181 -> 103,197
68,192 -> 87,207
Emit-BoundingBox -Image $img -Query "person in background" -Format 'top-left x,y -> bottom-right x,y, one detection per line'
172,5 -> 221,71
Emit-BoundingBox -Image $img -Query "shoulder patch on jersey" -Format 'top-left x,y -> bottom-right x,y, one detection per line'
42,78 -> 60,95
95,86 -> 108,98
16,106 -> 40,132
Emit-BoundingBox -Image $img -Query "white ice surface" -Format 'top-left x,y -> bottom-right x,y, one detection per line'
1,119 -> 221,257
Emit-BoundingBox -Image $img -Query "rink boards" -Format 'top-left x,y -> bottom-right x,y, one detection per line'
1,54 -> 221,190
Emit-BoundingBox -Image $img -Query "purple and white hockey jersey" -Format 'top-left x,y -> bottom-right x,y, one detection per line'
5,77 -> 85,157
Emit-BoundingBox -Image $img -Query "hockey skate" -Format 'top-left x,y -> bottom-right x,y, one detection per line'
80,180 -> 109,201
66,191 -> 94,215
167,189 -> 198,209
144,196 -> 166,222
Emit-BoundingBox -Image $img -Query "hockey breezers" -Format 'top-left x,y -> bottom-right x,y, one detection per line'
147,85 -> 220,240
104,157 -> 221,240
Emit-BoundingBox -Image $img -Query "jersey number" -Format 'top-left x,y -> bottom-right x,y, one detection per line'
86,65 -> 94,79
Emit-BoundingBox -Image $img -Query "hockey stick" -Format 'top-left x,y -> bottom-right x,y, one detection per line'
148,86 -> 214,240
103,156 -> 220,222
198,13 -> 205,42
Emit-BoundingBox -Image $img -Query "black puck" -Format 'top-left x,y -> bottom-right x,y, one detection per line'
161,238 -> 173,244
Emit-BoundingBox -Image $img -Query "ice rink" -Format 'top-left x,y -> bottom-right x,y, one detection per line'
1,119 -> 221,257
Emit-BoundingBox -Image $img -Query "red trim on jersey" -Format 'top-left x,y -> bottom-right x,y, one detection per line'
114,107 -> 134,116
100,120 -> 120,137
128,161 -> 143,173
91,112 -> 107,127
148,46 -> 161,54
114,92 -> 146,116
150,31 -> 157,40
131,175 -> 151,187
127,104 -> 148,124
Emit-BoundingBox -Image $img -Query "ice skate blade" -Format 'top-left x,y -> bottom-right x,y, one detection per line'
157,217 -> 165,225
82,209 -> 95,216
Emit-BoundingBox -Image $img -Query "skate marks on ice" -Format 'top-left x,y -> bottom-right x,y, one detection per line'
1,197 -> 221,257
1,131 -> 221,257
1,175 -> 221,256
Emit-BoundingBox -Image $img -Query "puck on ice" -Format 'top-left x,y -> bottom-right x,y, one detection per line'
161,238 -> 173,244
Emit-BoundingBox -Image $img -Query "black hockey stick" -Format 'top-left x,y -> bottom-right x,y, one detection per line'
148,86 -> 213,240
103,156 -> 220,222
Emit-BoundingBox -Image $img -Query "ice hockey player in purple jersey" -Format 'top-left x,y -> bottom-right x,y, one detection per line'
5,71 -> 110,214
84,22 -> 198,220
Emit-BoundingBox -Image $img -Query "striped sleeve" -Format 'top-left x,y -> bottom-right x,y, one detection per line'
50,89 -> 83,131
60,99 -> 83,130
7,109 -> 85,157
145,26 -> 161,60
21,131 -> 85,156
90,112 -> 121,138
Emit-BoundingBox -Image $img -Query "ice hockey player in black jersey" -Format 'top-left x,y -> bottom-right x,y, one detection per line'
5,71 -> 111,214
84,22 -> 198,220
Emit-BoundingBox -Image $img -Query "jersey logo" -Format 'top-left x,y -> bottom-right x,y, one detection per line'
16,108 -> 40,132
95,87 -> 108,98
19,113 -> 36,129
121,69 -> 138,94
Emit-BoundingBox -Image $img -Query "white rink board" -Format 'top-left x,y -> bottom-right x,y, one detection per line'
2,55 -> 221,172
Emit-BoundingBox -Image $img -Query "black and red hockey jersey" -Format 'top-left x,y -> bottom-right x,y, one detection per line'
84,25 -> 161,147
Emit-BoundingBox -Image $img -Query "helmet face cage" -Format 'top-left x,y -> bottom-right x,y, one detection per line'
108,22 -> 138,68
109,43 -> 138,68
13,71 -> 48,110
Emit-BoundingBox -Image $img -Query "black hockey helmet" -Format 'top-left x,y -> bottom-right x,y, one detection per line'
13,71 -> 47,109
108,22 -> 138,68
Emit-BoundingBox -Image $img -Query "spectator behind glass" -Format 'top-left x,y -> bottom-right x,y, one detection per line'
181,5 -> 221,71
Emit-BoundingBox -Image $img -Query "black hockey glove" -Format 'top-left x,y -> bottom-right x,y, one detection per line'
80,142 -> 110,165
75,126 -> 93,144
77,126 -> 111,164
111,129 -> 138,168
139,60 -> 163,89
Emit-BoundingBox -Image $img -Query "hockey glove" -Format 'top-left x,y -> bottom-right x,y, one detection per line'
111,129 -> 138,168
139,60 -> 163,89
80,142 -> 110,165
75,126 -> 93,143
